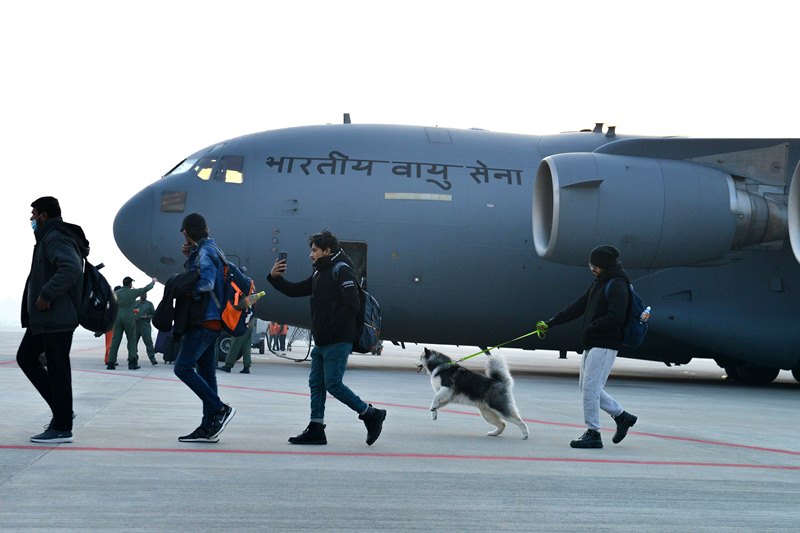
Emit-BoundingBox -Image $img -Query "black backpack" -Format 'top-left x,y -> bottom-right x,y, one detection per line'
333,263 -> 382,354
78,260 -> 118,334
56,224 -> 117,334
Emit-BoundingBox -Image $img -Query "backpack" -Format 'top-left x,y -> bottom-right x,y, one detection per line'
56,225 -> 118,334
207,243 -> 256,337
333,262 -> 382,354
78,260 -> 118,334
605,279 -> 648,348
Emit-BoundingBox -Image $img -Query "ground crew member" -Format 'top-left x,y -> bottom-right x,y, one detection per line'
217,319 -> 255,374
134,293 -> 158,365
108,276 -> 156,370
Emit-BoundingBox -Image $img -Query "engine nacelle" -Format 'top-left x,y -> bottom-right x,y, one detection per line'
789,162 -> 800,264
533,153 -> 788,269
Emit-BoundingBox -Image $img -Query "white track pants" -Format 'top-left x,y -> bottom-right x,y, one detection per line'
579,347 -> 624,430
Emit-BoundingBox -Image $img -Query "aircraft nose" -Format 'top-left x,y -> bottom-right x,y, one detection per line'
114,186 -> 154,268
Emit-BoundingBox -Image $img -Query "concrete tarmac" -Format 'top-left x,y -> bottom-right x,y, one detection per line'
1,328 -> 799,532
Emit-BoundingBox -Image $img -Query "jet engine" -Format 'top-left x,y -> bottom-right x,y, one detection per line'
533,153 -> 789,268
789,162 -> 800,264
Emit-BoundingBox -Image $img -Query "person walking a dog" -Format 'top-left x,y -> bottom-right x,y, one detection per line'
537,245 -> 638,449
267,230 -> 386,446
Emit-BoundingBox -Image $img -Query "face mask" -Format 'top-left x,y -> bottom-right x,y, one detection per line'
31,219 -> 38,231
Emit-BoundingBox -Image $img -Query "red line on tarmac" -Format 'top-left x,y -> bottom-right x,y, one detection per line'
73,368 -> 800,458
1,444 -> 798,471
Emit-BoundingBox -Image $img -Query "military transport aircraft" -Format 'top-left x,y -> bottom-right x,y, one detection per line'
114,119 -> 800,385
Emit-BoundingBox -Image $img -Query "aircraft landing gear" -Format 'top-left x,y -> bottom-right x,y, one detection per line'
723,363 -> 780,385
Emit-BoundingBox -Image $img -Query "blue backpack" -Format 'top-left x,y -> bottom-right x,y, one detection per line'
333,262 -> 382,354
207,243 -> 256,337
605,279 -> 649,348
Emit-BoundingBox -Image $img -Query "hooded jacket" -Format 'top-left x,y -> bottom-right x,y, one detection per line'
546,264 -> 630,350
22,217 -> 88,334
267,250 -> 360,346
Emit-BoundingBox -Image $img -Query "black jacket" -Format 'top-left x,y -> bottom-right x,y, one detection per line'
546,265 -> 630,350
21,218 -> 88,334
153,271 -> 207,338
267,250 -> 360,346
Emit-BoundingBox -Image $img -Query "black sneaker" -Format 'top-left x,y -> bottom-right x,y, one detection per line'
612,411 -> 638,444
288,422 -> 327,445
178,426 -> 219,443
217,365 -> 232,373
239,367 -> 250,374
570,429 -> 603,449
106,363 -> 116,370
30,429 -> 73,443
359,405 -> 387,446
208,404 -> 236,439
150,360 -> 158,366
128,364 -> 140,370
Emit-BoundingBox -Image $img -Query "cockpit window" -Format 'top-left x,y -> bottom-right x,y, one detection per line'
164,158 -> 198,177
163,154 -> 245,184
213,156 -> 244,184
193,157 -> 217,181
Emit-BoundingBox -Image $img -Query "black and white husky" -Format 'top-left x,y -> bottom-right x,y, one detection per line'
416,348 -> 529,439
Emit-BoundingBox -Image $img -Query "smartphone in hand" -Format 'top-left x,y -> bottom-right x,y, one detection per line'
278,251 -> 288,263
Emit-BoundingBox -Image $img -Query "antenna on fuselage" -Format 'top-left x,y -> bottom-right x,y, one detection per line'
343,113 -> 351,124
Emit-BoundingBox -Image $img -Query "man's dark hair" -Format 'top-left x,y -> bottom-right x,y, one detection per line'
31,196 -> 62,218
309,230 -> 340,253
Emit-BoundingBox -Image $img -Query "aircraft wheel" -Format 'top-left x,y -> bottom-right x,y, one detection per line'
723,366 -> 741,381
791,367 -> 800,383
736,365 -> 780,385
218,336 -> 232,360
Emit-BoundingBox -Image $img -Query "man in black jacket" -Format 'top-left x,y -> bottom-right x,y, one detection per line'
18,197 -> 86,443
538,245 -> 638,449
268,231 -> 386,446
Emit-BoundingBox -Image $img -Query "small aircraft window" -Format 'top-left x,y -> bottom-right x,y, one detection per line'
192,157 -> 218,181
211,155 -> 244,184
161,191 -> 187,213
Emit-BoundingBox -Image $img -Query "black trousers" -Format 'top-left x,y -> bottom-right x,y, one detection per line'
16,329 -> 74,431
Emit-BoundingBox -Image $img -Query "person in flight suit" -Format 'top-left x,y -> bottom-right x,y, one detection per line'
107,276 -> 156,370
134,293 -> 158,365
217,319 -> 255,374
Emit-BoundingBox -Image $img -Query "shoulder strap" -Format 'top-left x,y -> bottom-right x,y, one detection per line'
332,262 -> 361,289
603,277 -> 629,299
203,241 -> 229,266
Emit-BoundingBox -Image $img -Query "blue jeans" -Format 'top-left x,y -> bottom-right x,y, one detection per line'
174,327 -> 224,427
308,342 -> 368,422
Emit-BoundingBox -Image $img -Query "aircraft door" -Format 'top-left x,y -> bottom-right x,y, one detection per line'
340,241 -> 368,288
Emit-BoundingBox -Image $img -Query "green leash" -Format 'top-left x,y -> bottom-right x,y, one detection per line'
450,322 -> 549,364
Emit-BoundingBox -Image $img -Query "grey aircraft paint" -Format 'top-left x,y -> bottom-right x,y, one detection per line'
114,122 -> 800,385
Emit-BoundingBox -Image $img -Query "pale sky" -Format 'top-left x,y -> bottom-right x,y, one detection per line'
2,0 -> 798,324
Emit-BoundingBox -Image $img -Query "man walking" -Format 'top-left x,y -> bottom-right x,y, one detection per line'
174,213 -> 235,443
108,276 -> 156,369
18,196 -> 85,443
268,230 -> 386,446
537,245 -> 638,449
134,293 -> 158,365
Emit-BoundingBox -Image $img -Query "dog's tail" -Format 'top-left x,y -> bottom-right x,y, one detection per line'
485,355 -> 513,387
